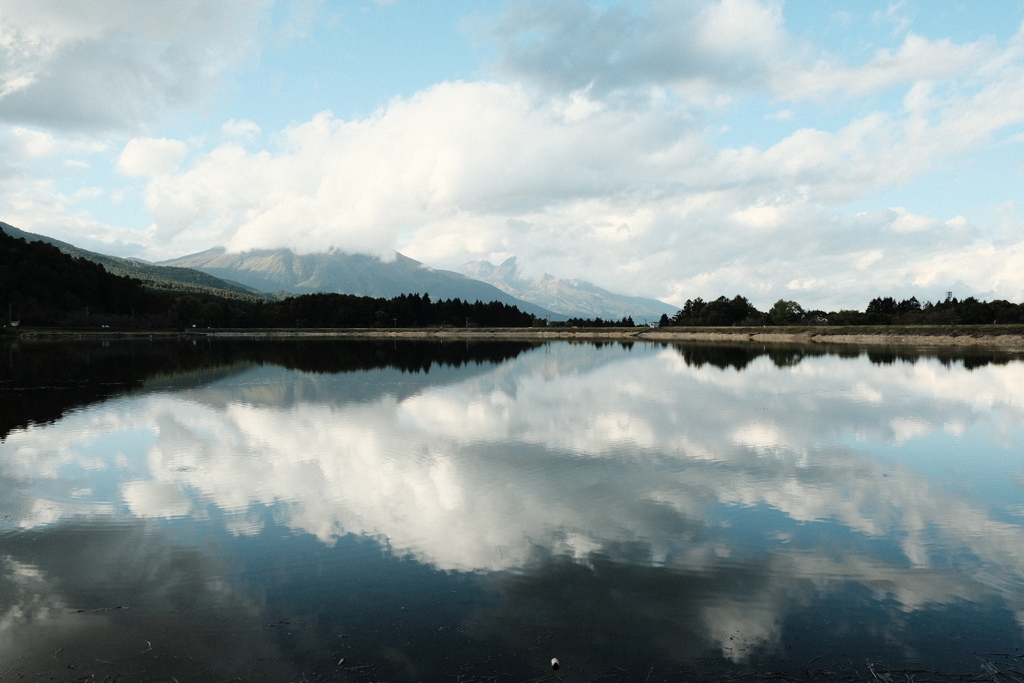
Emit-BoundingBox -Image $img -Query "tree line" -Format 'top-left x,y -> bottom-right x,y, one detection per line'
557,315 -> 637,328
657,294 -> 1024,327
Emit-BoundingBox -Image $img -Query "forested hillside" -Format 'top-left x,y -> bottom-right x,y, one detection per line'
1,227 -> 166,326
0,222 -> 268,301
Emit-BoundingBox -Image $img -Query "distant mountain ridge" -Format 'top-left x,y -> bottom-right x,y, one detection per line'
160,247 -> 563,320
457,257 -> 677,321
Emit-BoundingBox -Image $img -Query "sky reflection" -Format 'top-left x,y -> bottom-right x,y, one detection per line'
2,341 -> 1024,677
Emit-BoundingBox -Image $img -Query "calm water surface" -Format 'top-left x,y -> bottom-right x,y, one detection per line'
1,339 -> 1023,682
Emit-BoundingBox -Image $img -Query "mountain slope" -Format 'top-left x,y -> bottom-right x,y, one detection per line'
0,223 -> 269,302
458,257 -> 677,321
160,247 -> 562,320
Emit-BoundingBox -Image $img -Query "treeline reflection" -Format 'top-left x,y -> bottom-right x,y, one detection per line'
3,337 -> 1018,440
668,342 -> 1020,371
0,338 -> 536,439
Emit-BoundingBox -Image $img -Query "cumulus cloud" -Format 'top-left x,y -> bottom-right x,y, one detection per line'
2,127 -> 57,159
778,33 -> 992,100
0,127 -> 106,162
890,206 -> 939,233
480,0 -> 995,104
475,0 -> 789,99
127,78 -> 1021,304
220,118 -> 262,140
133,81 -> 702,256
0,0 -> 269,132
116,137 -> 190,177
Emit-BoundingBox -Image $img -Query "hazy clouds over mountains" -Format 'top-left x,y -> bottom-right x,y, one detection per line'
160,246 -> 564,319
163,247 -> 677,320
458,257 -> 676,321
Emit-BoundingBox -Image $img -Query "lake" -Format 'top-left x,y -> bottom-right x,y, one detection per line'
1,338 -> 1023,682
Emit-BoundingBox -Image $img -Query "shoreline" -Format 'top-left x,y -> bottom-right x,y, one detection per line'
7,325 -> 1024,349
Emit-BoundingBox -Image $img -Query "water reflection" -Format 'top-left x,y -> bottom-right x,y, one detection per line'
1,339 -> 1024,680
0,521 -> 293,681
0,338 -> 536,439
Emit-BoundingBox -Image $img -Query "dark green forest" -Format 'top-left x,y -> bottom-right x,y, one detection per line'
655,293 -> 1024,327
1,226 -> 163,326
6,227 -> 1024,329
561,315 -> 637,328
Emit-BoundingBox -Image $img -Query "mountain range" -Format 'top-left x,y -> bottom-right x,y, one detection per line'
457,257 -> 676,322
3,222 -> 677,320
159,247 -> 563,319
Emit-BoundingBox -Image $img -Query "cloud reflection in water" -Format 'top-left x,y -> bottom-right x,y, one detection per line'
2,342 -> 1024,673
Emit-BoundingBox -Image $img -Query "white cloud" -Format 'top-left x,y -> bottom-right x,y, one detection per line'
0,127 -> 106,161
117,138 -> 190,177
0,174 -> 154,257
910,243 -> 1024,297
890,206 -> 939,233
482,1 -> 995,107
133,82 -> 704,255
780,33 -> 989,100
731,204 -> 786,230
480,0 -> 789,97
854,250 -> 884,270
786,278 -> 825,292
220,118 -> 262,140
72,187 -> 103,199
5,127 -> 56,159
874,0 -> 914,37
0,0 -> 270,132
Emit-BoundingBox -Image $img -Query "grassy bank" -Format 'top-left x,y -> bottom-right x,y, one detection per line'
642,323 -> 1024,349
7,323 -> 1024,349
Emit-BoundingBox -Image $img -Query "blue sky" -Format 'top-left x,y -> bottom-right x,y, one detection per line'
2,0 -> 1024,309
